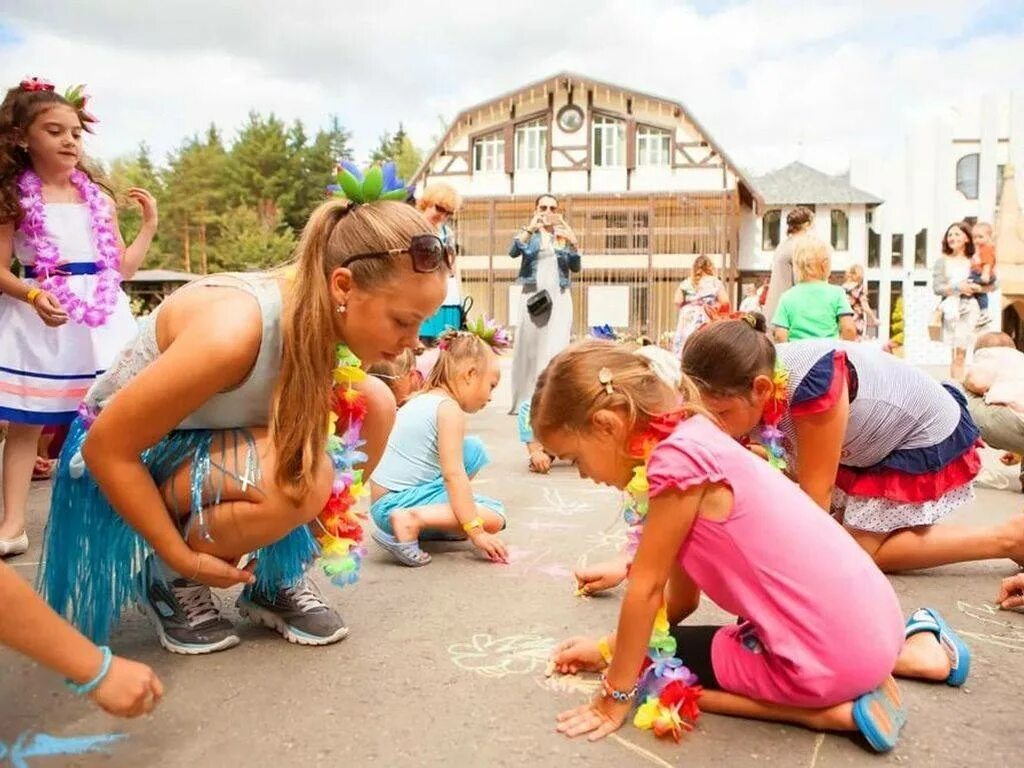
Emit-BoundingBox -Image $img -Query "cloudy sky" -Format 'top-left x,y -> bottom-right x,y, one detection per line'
2,0 -> 1023,175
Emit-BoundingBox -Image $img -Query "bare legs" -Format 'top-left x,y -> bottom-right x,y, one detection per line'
849,516 -> 1024,572
951,347 -> 967,381
389,503 -> 504,543
697,690 -> 857,731
0,423 -> 43,540
686,632 -> 949,735
160,428 -> 333,562
158,374 -> 396,564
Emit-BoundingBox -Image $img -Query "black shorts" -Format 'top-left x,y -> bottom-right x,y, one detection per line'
667,624 -> 722,690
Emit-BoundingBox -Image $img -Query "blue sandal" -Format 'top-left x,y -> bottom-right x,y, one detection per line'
852,676 -> 906,753
904,607 -> 971,686
371,529 -> 432,567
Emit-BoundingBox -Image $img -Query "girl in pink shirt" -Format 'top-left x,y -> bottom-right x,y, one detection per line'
535,341 -> 969,752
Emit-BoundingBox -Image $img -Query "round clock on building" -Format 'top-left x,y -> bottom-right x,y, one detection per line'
556,104 -> 584,133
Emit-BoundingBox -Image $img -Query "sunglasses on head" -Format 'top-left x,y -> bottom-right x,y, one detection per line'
341,233 -> 454,274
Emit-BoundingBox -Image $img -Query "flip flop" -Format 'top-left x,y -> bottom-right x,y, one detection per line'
904,607 -> 971,687
851,676 -> 906,753
371,529 -> 432,567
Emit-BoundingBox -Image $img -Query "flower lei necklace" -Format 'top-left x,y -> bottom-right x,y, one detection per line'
17,169 -> 123,328
620,412 -> 703,742
313,345 -> 370,586
755,361 -> 789,471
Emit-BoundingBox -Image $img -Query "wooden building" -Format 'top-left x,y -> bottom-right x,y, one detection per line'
411,72 -> 762,337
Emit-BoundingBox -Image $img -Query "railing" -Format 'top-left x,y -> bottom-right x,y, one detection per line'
453,192 -> 740,338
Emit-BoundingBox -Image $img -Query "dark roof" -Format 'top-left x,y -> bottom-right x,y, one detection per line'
413,71 -> 763,207
752,161 -> 883,206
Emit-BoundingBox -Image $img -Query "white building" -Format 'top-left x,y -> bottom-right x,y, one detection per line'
411,72 -> 762,336
850,90 -> 1024,363
739,161 -> 881,291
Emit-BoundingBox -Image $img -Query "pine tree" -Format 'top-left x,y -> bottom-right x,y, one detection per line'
370,123 -> 422,180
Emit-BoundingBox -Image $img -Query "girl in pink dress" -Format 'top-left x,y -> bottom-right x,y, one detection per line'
534,341 -> 969,752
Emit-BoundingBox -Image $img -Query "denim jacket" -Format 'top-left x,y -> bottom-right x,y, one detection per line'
508,229 -> 581,289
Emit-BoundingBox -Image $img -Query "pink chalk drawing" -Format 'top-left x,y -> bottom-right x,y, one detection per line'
500,546 -> 573,581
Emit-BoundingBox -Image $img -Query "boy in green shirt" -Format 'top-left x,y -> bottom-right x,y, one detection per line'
772,236 -> 858,342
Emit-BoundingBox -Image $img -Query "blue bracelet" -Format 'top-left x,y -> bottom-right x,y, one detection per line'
65,646 -> 113,695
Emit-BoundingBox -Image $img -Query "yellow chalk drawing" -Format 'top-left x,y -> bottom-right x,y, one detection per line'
448,634 -> 555,678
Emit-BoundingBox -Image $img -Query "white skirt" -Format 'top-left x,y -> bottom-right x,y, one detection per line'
831,484 -> 975,534
0,277 -> 137,425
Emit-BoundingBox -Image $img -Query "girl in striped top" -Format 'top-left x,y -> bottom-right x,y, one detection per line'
682,318 -> 1024,573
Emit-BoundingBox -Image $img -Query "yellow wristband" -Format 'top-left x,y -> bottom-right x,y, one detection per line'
597,636 -> 613,665
462,516 -> 484,534
26,288 -> 42,304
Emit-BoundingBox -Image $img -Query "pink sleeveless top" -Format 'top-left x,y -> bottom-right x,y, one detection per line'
646,415 -> 903,705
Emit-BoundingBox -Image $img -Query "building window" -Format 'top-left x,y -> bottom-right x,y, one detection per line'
867,227 -> 880,268
592,115 -> 625,167
762,209 -> 781,250
515,119 -> 547,171
914,228 -> 927,268
891,233 -> 904,268
956,153 -> 980,200
636,126 -> 671,167
830,210 -> 849,251
473,131 -> 504,173
590,210 -> 649,252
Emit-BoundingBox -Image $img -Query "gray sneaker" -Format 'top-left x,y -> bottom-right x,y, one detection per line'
138,573 -> 240,655
236,579 -> 349,646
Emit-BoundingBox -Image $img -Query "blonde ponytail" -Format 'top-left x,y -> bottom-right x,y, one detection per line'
271,198 -> 433,497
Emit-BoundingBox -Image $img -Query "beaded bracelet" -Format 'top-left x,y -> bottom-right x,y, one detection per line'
65,646 -> 113,696
600,672 -> 638,703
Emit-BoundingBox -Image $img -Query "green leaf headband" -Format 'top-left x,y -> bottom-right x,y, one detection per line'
329,160 -> 411,204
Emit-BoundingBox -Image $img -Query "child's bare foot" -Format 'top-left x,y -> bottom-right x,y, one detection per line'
895,631 -> 951,681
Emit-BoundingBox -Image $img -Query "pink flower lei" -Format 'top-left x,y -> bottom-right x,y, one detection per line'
17,168 -> 123,328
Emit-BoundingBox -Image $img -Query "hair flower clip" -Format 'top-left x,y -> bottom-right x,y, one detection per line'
598,367 -> 614,395
20,77 -> 55,93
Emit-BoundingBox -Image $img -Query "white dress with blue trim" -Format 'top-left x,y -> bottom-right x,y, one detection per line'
0,203 -> 136,425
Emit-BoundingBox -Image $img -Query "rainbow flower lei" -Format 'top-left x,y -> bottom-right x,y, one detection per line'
757,362 -> 789,472
621,413 -> 703,742
313,344 -> 370,586
17,169 -> 123,328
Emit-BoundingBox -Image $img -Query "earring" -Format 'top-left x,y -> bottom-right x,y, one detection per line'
336,304 -> 346,314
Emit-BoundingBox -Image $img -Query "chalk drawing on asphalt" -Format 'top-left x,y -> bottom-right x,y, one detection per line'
448,634 -> 556,678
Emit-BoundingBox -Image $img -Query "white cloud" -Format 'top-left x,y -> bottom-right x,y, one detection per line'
2,0 -> 1022,176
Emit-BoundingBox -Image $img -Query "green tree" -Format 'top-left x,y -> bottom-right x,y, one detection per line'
227,112 -> 296,230
209,206 -> 296,272
370,123 -> 422,181
162,127 -> 230,274
108,143 -> 166,268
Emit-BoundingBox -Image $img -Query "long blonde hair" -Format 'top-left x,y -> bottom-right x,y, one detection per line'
531,340 -> 708,443
272,199 -> 431,496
